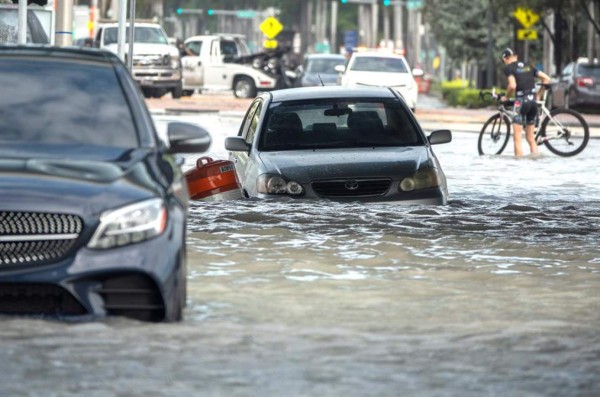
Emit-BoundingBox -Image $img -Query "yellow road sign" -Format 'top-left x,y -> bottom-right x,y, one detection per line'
260,16 -> 283,39
517,29 -> 539,41
513,7 -> 539,29
263,39 -> 278,49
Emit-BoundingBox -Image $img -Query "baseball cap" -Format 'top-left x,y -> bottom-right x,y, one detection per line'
501,48 -> 514,59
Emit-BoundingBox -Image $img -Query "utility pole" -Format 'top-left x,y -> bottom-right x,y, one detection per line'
56,0 -> 74,46
17,0 -> 27,44
330,0 -> 338,52
486,0 -> 493,88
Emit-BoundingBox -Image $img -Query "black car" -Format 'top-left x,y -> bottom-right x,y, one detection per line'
550,57 -> 600,110
0,46 -> 211,322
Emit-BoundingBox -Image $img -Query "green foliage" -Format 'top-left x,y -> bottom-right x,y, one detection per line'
441,80 -> 490,108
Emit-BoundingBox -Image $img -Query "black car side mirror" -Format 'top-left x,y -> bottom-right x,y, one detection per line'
428,129 -> 452,145
166,122 -> 211,153
225,136 -> 251,152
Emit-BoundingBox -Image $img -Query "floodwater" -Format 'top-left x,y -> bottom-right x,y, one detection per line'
1,113 -> 599,397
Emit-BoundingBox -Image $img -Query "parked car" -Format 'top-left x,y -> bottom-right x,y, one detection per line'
95,22 -> 183,99
550,57 -> 600,110
335,51 -> 422,111
295,53 -> 347,87
225,86 -> 451,204
0,46 -> 211,322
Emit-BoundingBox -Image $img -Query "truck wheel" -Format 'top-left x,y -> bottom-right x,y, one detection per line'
233,77 -> 256,99
182,90 -> 195,97
172,82 -> 183,99
152,88 -> 166,99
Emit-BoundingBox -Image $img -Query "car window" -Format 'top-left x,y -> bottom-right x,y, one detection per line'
307,58 -> 346,74
186,40 -> 202,56
350,56 -> 408,73
577,64 -> 600,78
259,99 -> 422,151
238,100 -> 261,140
104,26 -> 168,45
220,40 -> 239,57
245,102 -> 263,145
0,57 -> 138,148
561,63 -> 573,77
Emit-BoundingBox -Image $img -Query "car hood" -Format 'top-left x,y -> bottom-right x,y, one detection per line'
258,147 -> 433,182
0,148 -> 163,217
344,71 -> 415,88
104,43 -> 178,57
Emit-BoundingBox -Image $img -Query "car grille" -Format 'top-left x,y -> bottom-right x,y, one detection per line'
0,283 -> 86,316
133,54 -> 170,68
0,212 -> 83,266
97,273 -> 166,322
312,179 -> 391,197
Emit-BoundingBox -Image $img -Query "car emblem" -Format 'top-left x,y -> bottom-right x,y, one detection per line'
344,180 -> 359,190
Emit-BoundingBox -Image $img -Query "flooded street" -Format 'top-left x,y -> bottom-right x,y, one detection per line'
2,113 -> 600,396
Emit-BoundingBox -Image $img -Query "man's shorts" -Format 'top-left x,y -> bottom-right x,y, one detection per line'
512,94 -> 537,126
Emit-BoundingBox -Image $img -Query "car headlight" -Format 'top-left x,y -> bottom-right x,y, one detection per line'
88,198 -> 167,249
257,174 -> 304,195
171,55 -> 181,69
399,168 -> 441,192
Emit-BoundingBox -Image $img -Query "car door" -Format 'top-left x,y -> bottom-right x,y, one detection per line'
229,99 -> 263,194
205,38 -> 239,90
181,40 -> 204,88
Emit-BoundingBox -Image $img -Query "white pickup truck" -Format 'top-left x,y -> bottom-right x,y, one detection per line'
181,34 -> 279,98
95,22 -> 183,99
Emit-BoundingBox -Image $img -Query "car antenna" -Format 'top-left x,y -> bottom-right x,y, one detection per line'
318,74 -> 325,86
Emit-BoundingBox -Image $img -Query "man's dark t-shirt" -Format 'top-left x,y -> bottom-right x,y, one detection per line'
503,61 -> 538,95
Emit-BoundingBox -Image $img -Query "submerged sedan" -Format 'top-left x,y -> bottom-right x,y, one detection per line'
225,86 -> 451,204
0,46 -> 211,322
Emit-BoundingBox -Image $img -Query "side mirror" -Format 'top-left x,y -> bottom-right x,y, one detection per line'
412,68 -> 424,77
334,64 -> 346,73
166,122 -> 212,153
225,136 -> 251,152
428,129 -> 452,145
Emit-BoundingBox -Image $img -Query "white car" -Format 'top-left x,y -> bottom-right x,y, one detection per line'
336,52 -> 421,111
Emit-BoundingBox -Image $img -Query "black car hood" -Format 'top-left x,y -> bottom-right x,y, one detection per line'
0,147 -> 163,217
258,146 -> 433,181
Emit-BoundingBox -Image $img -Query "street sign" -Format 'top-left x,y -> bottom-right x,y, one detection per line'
260,16 -> 283,39
407,0 -> 423,9
513,7 -> 539,29
517,29 -> 538,41
263,39 -> 278,49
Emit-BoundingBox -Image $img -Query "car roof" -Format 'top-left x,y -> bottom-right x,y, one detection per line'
185,34 -> 245,42
268,86 -> 398,102
305,53 -> 346,59
350,51 -> 406,59
0,45 -> 120,64
100,22 -> 163,28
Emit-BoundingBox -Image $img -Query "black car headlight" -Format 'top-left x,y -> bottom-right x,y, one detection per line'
88,198 -> 167,249
399,168 -> 441,192
257,174 -> 304,195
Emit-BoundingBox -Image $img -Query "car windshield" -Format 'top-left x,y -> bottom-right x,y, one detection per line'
306,58 -> 345,74
259,99 -> 423,151
350,56 -> 408,73
104,26 -> 168,45
577,64 -> 600,78
0,57 -> 138,148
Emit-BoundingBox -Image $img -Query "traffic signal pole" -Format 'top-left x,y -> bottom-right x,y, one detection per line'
17,0 -> 27,44
55,0 -> 74,46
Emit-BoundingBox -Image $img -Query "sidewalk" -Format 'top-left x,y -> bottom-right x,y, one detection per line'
146,92 -> 600,135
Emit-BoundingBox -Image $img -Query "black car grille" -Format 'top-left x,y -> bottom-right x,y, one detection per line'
312,179 -> 391,197
0,212 -> 83,266
0,283 -> 86,316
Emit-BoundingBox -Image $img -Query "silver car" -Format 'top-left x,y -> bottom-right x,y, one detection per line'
225,86 -> 451,204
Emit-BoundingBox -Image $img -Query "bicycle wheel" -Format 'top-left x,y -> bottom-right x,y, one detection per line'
477,113 -> 511,155
539,109 -> 589,157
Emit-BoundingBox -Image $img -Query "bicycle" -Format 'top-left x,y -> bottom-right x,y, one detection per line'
477,84 -> 590,157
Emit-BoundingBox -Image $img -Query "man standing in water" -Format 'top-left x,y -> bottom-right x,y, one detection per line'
500,48 -> 551,157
